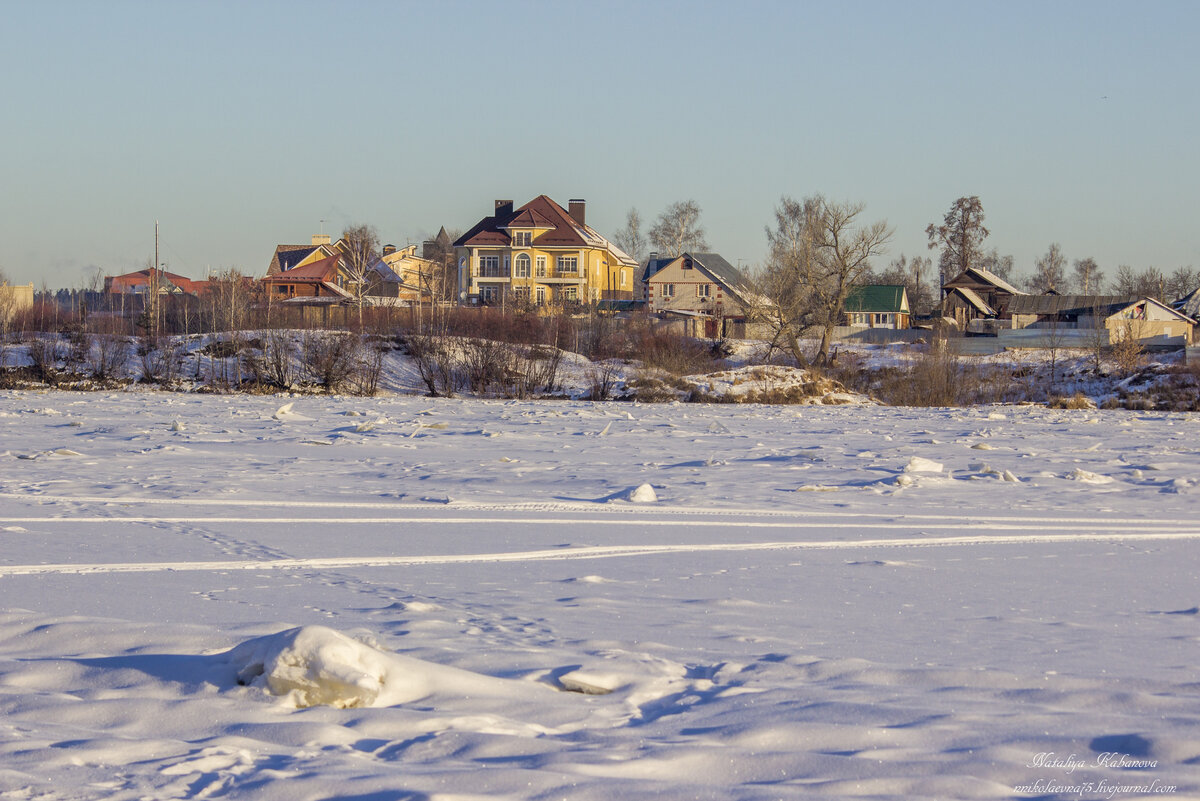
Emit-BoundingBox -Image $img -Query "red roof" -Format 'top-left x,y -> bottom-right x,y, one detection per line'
503,208 -> 557,230
105,268 -> 200,294
456,195 -> 591,249
261,254 -> 341,283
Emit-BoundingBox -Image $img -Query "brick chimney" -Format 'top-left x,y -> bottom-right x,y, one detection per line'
568,199 -> 586,226
495,199 -> 514,219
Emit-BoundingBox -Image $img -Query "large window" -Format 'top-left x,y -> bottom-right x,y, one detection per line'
558,255 -> 578,274
512,231 -> 532,247
536,256 -> 547,277
480,285 -> 500,303
478,255 -> 501,277
514,253 -> 531,278
561,286 -> 577,301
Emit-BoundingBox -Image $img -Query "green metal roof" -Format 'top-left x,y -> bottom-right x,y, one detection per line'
843,285 -> 909,314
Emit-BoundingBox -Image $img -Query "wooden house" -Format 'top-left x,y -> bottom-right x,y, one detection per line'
941,267 -> 1024,327
842,285 -> 910,329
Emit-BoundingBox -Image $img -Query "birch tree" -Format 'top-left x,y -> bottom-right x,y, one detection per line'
339,224 -> 381,327
1072,257 -> 1103,294
648,200 -> 709,257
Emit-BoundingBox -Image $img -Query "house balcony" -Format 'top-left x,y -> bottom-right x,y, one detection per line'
515,270 -> 580,282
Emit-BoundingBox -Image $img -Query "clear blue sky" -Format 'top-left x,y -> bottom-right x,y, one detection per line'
2,0 -> 1197,289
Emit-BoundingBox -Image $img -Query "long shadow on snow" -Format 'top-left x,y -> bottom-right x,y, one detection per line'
41,652 -> 240,689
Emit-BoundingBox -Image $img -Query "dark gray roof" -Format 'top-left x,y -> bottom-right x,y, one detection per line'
691,253 -> 749,292
369,258 -> 402,284
1175,287 -> 1200,318
642,252 -> 750,295
1006,294 -> 1138,317
277,247 -> 319,271
641,256 -> 674,284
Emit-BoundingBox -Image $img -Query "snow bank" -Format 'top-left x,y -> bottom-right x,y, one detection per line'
626,483 -> 658,503
683,365 -> 874,405
904,456 -> 944,473
225,626 -> 429,708
221,625 -> 555,711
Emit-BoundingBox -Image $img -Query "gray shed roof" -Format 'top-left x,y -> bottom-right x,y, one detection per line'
1007,294 -> 1138,317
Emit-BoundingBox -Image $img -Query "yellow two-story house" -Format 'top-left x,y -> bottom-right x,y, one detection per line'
454,196 -> 637,308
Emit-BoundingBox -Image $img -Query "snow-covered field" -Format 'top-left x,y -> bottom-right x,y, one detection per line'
1,390 -> 1198,800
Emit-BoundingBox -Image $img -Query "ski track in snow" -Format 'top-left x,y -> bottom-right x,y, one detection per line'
3,530 -> 1200,575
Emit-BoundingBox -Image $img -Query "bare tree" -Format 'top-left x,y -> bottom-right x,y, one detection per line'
1087,297 -> 1110,373
613,208 -> 647,264
1072,257 -> 1103,294
874,253 -> 936,316
1110,319 -> 1145,375
339,224 -> 381,327
648,200 -> 709,257
1167,266 -> 1199,301
0,267 -> 16,370
978,248 -> 1015,282
1111,264 -> 1138,295
755,195 -> 893,367
1137,267 -> 1167,301
926,196 -> 989,289
1027,243 -> 1067,293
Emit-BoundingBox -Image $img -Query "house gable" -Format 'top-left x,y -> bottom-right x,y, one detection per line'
645,252 -> 751,316
268,242 -> 336,276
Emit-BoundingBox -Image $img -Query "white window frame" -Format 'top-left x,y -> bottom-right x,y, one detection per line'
512,231 -> 532,247
562,286 -> 577,301
536,256 -> 547,277
478,255 -> 500,277
697,283 -> 711,298
480,285 -> 500,303
558,255 -> 578,275
514,253 -> 531,278
535,286 -> 546,305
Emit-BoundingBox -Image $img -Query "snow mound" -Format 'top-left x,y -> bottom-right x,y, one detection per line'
272,402 -> 313,422
904,457 -> 944,474
225,625 -> 425,709
1068,468 -> 1114,484
557,669 -> 621,695
627,483 -> 658,503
